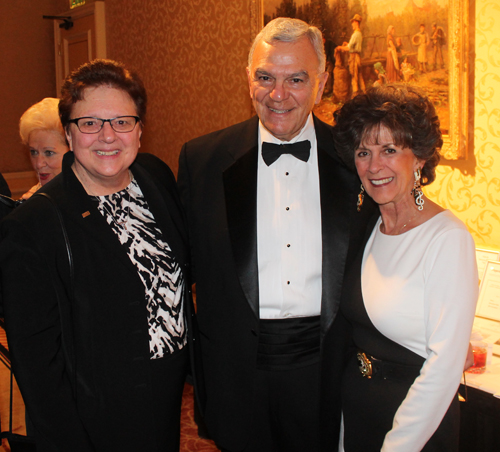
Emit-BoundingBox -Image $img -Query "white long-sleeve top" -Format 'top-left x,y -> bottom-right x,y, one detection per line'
361,210 -> 478,451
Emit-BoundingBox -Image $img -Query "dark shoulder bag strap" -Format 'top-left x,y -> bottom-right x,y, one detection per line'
35,193 -> 77,397
0,194 -> 19,208
0,194 -> 21,221
36,193 -> 74,283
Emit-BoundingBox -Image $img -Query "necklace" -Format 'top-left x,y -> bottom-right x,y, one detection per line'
395,209 -> 419,235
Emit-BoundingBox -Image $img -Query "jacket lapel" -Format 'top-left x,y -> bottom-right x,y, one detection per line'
223,120 -> 260,319
52,153 -> 144,277
315,118 -> 359,338
221,115 -> 359,326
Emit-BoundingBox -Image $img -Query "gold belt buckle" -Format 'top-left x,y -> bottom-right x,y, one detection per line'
357,351 -> 373,378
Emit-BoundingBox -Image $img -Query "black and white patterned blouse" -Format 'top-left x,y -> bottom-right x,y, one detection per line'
93,178 -> 186,359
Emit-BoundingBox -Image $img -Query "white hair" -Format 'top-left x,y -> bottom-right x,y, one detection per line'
248,17 -> 326,73
19,97 -> 65,145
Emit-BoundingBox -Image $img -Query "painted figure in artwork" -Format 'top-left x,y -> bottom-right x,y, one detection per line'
412,24 -> 430,73
373,62 -> 387,87
339,14 -> 366,97
386,25 -> 400,82
431,23 -> 446,70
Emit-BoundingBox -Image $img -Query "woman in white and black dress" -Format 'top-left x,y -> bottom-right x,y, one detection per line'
0,59 -> 200,452
332,85 -> 478,451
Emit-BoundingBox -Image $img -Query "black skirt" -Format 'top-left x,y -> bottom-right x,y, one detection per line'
341,350 -> 459,451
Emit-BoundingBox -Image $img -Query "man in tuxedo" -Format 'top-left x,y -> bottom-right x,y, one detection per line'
178,17 -> 372,452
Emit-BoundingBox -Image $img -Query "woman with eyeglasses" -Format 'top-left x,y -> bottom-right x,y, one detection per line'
0,59 -> 200,452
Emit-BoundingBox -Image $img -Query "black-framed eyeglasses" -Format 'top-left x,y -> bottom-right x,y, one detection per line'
68,116 -> 141,134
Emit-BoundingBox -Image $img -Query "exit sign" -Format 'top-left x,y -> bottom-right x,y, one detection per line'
70,0 -> 86,8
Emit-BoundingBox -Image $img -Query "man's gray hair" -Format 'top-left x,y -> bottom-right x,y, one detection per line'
248,17 -> 326,73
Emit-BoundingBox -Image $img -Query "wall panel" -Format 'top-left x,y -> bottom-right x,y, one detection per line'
105,0 -> 253,173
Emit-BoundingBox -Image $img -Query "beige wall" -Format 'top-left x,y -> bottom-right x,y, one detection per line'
426,0 -> 500,251
104,0 -> 253,173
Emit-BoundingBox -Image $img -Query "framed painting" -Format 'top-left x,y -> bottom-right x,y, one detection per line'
250,0 -> 472,160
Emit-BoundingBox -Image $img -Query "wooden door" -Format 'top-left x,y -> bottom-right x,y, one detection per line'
53,1 -> 106,94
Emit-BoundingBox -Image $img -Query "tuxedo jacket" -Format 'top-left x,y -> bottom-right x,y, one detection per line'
0,152 -> 199,452
178,115 -> 375,451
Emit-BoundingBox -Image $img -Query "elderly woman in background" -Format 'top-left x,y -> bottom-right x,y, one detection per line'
19,97 -> 69,199
0,59 -> 199,452
332,85 -> 478,451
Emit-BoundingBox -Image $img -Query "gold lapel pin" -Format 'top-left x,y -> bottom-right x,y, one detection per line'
82,211 -> 91,218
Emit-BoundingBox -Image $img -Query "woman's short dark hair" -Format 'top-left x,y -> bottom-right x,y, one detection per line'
332,84 -> 442,185
59,59 -> 147,130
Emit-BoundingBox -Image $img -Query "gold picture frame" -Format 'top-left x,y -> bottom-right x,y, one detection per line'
250,0 -> 472,160
445,0 -> 472,160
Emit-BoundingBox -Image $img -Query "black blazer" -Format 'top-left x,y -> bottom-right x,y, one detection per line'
0,173 -> 13,223
178,115 -> 375,450
0,152 -> 198,452
0,173 -> 11,197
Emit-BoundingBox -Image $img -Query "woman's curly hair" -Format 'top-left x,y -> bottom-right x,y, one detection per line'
332,84 -> 442,185
59,59 -> 147,131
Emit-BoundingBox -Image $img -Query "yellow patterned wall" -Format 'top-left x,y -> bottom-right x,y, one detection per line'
426,0 -> 500,251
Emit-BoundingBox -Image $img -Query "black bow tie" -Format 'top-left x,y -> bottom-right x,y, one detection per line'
261,140 -> 311,166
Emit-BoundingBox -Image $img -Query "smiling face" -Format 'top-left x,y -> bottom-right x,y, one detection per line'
66,85 -> 142,195
28,129 -> 68,186
246,36 -> 327,142
354,124 -> 423,210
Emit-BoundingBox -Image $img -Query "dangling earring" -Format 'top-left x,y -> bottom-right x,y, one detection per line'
412,168 -> 424,211
357,184 -> 365,212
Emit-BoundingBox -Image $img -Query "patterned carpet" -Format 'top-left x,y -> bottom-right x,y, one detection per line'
180,384 -> 219,452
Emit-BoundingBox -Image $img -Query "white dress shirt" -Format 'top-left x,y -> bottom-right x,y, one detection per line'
257,114 -> 322,319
